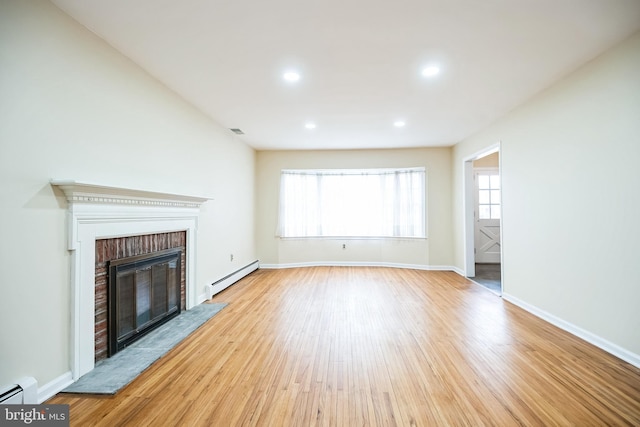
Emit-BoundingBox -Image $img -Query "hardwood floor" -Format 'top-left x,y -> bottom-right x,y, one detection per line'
49,267 -> 640,426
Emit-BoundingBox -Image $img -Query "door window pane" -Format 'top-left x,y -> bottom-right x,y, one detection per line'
478,175 -> 490,189
491,205 -> 501,219
477,171 -> 501,220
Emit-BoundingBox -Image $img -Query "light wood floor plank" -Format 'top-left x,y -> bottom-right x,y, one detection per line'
49,267 -> 640,426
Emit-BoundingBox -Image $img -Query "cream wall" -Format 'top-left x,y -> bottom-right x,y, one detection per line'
0,1 -> 256,391
452,32 -> 640,359
473,151 -> 499,168
256,148 -> 453,268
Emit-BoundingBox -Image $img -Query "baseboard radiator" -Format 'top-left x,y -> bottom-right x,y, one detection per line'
0,377 -> 37,404
207,260 -> 259,299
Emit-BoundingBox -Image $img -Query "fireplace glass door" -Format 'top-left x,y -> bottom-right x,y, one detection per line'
109,248 -> 181,355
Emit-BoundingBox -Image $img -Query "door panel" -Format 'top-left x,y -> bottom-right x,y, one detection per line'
475,169 -> 501,263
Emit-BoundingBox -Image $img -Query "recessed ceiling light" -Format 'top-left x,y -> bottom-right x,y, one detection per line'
421,66 -> 440,77
305,122 -> 316,129
394,121 -> 406,128
283,71 -> 301,82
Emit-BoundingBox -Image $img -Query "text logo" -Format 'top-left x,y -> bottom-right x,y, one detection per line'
1,405 -> 69,426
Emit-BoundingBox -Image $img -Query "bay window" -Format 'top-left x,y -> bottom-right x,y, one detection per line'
277,167 -> 426,238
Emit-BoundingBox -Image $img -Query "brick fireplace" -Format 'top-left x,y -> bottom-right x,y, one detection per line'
51,180 -> 209,380
95,232 -> 187,362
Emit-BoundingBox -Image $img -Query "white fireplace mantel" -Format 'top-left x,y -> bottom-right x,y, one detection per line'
51,180 -> 210,208
51,180 -> 212,380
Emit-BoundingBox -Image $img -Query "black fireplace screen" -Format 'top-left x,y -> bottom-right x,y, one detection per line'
108,248 -> 182,356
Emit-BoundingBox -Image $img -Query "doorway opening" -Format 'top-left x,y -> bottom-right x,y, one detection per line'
463,144 -> 502,295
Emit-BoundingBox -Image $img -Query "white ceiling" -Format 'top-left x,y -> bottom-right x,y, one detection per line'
50,0 -> 640,151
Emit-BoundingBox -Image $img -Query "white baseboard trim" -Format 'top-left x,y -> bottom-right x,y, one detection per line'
38,371 -> 73,403
259,262 -> 456,271
503,293 -> 640,369
450,266 -> 465,276
207,260 -> 260,299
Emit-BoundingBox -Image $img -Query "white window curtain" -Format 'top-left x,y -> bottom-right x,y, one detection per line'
277,168 -> 426,238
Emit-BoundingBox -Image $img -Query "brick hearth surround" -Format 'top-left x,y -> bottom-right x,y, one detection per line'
94,231 -> 187,362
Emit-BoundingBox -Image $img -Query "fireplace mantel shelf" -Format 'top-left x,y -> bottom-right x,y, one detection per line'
51,180 -> 211,208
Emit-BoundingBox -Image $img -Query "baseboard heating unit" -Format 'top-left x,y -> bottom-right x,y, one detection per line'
0,377 -> 37,404
208,260 -> 259,299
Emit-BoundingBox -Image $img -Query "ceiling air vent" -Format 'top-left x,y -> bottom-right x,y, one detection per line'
229,128 -> 244,135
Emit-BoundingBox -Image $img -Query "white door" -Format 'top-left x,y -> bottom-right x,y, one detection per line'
475,169 -> 501,263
